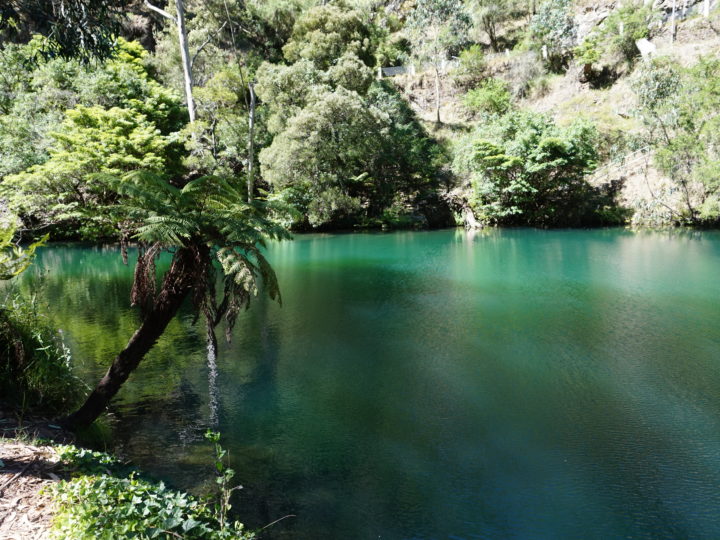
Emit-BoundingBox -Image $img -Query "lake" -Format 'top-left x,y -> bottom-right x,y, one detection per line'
17,228 -> 720,539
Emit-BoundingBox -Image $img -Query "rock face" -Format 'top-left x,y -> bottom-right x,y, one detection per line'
575,3 -> 615,43
653,0 -> 704,13
462,205 -> 483,229
636,38 -> 657,58
418,192 -> 457,229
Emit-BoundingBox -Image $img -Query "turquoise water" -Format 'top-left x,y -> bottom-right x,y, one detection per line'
18,229 -> 720,538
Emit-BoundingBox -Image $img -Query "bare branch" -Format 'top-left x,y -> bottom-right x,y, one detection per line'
144,0 -> 176,23
191,21 -> 228,70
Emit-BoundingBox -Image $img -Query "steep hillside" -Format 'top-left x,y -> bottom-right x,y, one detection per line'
385,0 -> 720,227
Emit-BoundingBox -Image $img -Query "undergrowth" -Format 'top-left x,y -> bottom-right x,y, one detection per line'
50,434 -> 253,539
0,293 -> 84,415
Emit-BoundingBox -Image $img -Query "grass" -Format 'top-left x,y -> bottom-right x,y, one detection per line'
0,293 -> 86,416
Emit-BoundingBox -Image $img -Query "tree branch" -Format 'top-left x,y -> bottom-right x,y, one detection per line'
144,0 -> 176,23
191,21 -> 227,70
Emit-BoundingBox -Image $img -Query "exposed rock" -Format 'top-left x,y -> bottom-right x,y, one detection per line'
576,5 -> 614,43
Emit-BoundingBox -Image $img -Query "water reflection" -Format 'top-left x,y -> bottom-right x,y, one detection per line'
15,230 -> 720,539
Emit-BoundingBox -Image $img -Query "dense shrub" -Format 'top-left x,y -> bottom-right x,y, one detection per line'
463,77 -> 512,115
0,221 -> 81,414
454,111 -> 618,226
451,45 -> 487,90
0,38 -> 184,181
0,295 -> 82,414
256,3 -> 448,230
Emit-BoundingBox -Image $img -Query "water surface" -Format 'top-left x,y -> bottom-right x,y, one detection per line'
17,229 -> 720,539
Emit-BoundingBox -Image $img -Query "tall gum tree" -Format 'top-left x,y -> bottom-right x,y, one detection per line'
406,0 -> 470,125
145,0 -> 196,122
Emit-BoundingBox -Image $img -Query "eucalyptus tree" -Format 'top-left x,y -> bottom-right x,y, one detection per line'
631,57 -> 720,224
144,0 -> 196,121
406,0 -> 470,124
529,0 -> 576,70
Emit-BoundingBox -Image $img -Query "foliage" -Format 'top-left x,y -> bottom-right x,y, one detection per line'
454,110 -> 607,226
51,442 -> 253,540
463,77 -> 512,115
530,0 -> 576,70
205,430 -> 241,530
0,223 -> 46,280
255,59 -> 328,134
0,294 -> 82,414
108,172 -> 288,342
259,87 -> 383,225
405,0 -> 470,70
189,64 -> 260,177
503,51 -> 545,98
0,219 -> 79,414
55,445 -> 127,475
148,0 -> 281,93
374,27 -> 411,67
259,78 -> 444,228
0,38 -> 184,180
451,44 -> 486,90
256,3 -> 447,229
282,3 -> 376,69
76,39 -> 185,135
467,0 -> 525,52
327,51 -> 375,93
631,57 -> 720,224
3,106 -> 180,239
631,57 -> 682,119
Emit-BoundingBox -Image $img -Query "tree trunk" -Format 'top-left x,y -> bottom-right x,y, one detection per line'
144,0 -> 195,123
671,0 -> 677,44
247,82 -> 256,203
434,65 -> 442,125
62,247 -> 199,430
485,19 -> 499,52
176,0 -> 196,123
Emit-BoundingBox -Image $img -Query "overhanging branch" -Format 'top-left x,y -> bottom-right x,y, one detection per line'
191,21 -> 228,70
144,0 -> 176,23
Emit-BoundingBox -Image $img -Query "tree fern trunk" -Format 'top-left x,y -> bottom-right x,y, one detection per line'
63,247 -> 198,430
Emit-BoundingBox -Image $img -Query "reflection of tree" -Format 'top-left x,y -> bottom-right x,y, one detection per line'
14,246 -> 207,410
206,325 -> 220,428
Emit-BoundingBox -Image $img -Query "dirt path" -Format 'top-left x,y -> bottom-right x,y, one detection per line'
0,441 -> 65,539
0,416 -> 77,540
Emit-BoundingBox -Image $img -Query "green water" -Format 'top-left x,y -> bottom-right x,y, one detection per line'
16,229 -> 720,539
